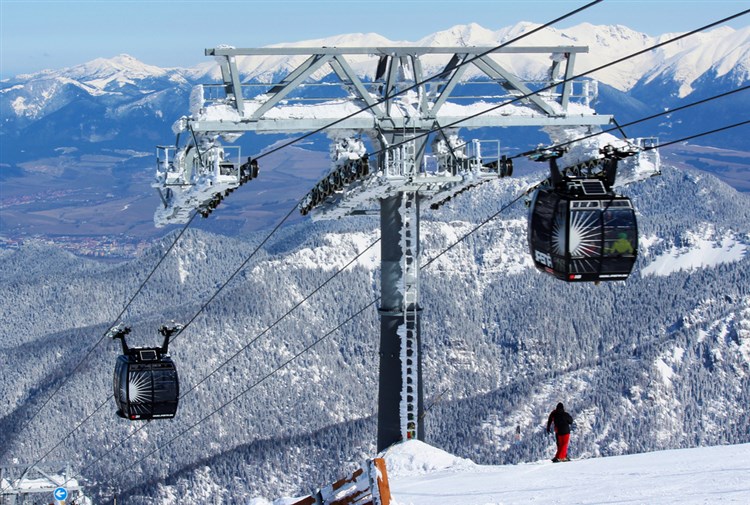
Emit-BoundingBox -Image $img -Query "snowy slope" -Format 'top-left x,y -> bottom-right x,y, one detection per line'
381,440 -> 750,505
640,224 -> 749,276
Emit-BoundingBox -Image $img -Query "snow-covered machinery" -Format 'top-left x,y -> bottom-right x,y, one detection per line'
300,132 -> 512,219
155,140 -> 258,224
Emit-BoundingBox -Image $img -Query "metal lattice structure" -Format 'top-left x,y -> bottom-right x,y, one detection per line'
0,463 -> 82,504
158,44 -> 616,451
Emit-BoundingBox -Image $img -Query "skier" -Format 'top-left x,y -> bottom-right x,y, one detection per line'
546,402 -> 574,462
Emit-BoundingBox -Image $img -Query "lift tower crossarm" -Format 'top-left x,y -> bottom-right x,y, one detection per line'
561,52 -> 578,110
250,53 -> 335,120
428,53 -> 469,117
329,54 -> 386,115
187,45 -> 608,135
470,55 -> 558,116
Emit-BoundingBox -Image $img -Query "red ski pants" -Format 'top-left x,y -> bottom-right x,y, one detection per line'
555,433 -> 570,460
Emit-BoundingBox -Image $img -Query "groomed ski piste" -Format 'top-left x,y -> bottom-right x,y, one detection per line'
256,441 -> 750,505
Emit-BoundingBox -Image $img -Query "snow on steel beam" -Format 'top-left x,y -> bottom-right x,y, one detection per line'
205,46 -> 590,56
429,54 -> 470,117
329,55 -> 385,114
189,114 -> 613,133
194,45 -> 604,135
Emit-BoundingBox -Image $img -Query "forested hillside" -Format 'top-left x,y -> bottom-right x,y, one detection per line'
1,165 -> 748,503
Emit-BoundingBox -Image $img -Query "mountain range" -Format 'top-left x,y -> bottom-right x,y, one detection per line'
1,21 -> 750,252
3,22 -> 750,152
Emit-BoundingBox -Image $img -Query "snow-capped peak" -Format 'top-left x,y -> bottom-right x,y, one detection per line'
416,22 -> 500,47
63,54 -> 169,84
270,31 -> 399,49
642,25 -> 750,97
193,21 -> 747,94
9,22 -> 747,95
13,53 -> 170,83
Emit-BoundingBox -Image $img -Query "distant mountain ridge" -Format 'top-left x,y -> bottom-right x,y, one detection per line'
3,21 -> 748,132
1,21 -> 749,245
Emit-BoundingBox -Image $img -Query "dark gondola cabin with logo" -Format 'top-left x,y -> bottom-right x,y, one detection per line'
110,325 -> 182,420
528,146 -> 638,282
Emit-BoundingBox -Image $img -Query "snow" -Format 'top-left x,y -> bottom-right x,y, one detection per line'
654,357 -> 675,386
638,234 -> 661,257
381,440 -> 750,505
739,305 -> 750,367
15,477 -> 80,491
383,441 -> 477,477
6,21 -> 748,126
190,92 -> 571,127
642,26 -> 750,97
641,232 -> 747,277
68,53 -> 168,84
11,95 -> 27,114
264,232 -> 381,273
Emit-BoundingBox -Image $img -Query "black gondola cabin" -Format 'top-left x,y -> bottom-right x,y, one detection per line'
111,326 -> 181,420
528,154 -> 638,282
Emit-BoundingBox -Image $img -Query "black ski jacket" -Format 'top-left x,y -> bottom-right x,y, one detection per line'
547,409 -> 574,435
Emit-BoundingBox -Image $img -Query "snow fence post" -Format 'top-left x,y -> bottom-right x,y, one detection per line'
369,458 -> 392,505
289,457 -> 391,505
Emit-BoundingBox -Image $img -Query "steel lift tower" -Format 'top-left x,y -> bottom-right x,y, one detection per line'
156,45 -> 613,451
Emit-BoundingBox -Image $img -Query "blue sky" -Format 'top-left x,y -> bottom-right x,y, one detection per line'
1,0 -> 748,78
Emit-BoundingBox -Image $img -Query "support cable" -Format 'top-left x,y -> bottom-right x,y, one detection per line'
647,120 -> 750,150
46,85 -> 750,502
21,205 -> 298,467
104,187 -> 530,495
272,8 -> 750,200
74,235 -> 381,484
177,235 -> 381,399
9,210 -> 199,451
26,6 -> 750,485
112,297 -> 382,495
67,116 -> 750,498
611,117 -> 630,140
361,9 -> 750,159
27,396 -> 111,475
102,116 -> 750,494
173,204 -> 300,343
14,0 -> 605,458
516,84 -> 750,158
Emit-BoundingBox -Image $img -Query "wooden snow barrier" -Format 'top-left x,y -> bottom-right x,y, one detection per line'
291,457 -> 391,505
